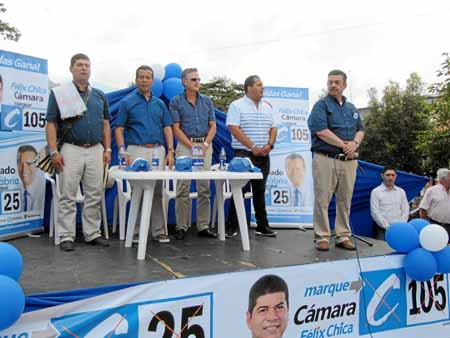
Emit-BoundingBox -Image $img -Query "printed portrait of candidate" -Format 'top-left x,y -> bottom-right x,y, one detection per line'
247,274 -> 289,338
17,144 -> 46,212
285,153 -> 306,207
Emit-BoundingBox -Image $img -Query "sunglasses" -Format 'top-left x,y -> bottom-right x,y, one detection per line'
190,78 -> 201,82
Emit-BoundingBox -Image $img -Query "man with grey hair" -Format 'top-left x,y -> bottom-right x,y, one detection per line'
169,67 -> 217,240
307,69 -> 364,251
419,168 -> 450,241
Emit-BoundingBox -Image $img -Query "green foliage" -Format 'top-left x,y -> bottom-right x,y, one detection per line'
0,4 -> 21,41
200,77 -> 244,112
417,53 -> 450,173
360,73 -> 430,174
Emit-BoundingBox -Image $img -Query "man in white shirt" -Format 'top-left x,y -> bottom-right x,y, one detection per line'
419,168 -> 450,242
370,166 -> 409,240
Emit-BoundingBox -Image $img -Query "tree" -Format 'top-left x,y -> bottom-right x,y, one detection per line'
360,73 -> 430,174
417,53 -> 450,173
200,77 -> 244,112
0,3 -> 21,41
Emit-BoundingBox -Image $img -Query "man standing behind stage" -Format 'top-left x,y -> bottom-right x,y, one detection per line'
115,65 -> 174,243
307,69 -> 364,251
169,68 -> 217,240
419,168 -> 450,241
46,53 -> 111,252
226,75 -> 277,237
370,166 -> 409,240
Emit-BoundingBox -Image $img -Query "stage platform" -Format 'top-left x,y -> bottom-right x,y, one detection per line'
12,228 -> 391,294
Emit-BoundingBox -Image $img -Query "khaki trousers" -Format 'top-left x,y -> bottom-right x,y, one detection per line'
312,153 -> 357,243
127,145 -> 166,237
175,142 -> 212,232
57,143 -> 104,242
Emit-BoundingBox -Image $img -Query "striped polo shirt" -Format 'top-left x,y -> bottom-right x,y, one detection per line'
226,95 -> 276,150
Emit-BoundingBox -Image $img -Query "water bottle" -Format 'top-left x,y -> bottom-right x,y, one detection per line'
192,144 -> 204,171
151,149 -> 160,171
219,147 -> 227,170
118,146 -> 128,169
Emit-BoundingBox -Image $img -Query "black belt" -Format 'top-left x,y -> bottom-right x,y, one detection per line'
316,152 -> 356,161
190,137 -> 206,143
67,142 -> 99,148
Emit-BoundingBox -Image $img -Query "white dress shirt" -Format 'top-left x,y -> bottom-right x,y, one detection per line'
370,184 -> 410,229
419,184 -> 450,224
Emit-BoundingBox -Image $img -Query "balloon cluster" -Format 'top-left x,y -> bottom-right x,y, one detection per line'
386,219 -> 450,281
0,243 -> 25,330
150,63 -> 184,100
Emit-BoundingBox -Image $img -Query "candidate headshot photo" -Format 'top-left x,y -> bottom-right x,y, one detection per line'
17,144 -> 46,212
247,274 -> 289,338
285,153 -> 306,207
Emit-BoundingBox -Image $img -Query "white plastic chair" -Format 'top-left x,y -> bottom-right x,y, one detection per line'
48,174 -> 109,245
111,166 -> 132,240
210,164 -> 253,229
162,169 -> 197,233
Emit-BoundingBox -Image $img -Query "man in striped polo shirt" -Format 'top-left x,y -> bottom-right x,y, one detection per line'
226,75 -> 277,237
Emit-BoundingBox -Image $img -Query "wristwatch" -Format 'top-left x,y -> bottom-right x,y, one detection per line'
50,150 -> 59,158
268,143 -> 274,150
203,141 -> 209,148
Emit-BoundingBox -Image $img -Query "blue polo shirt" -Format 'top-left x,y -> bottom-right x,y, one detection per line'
169,92 -> 215,138
46,85 -> 110,145
115,89 -> 173,145
308,95 -> 364,155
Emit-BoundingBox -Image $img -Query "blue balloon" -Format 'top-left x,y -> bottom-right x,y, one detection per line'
0,275 -> 25,330
408,218 -> 430,234
404,248 -> 437,281
0,242 -> 23,281
164,63 -> 182,80
385,222 -> 420,253
151,78 -> 163,98
433,247 -> 450,274
163,78 -> 184,100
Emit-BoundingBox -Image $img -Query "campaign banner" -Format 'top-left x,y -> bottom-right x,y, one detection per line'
0,50 -> 48,132
0,131 -> 46,240
2,254 -> 449,337
256,86 -> 313,227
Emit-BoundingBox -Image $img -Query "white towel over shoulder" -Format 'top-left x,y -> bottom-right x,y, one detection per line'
52,82 -> 87,120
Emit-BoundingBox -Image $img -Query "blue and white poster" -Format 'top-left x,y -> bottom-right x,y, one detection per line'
0,50 -> 48,132
0,131 -> 47,240
256,86 -> 313,227
2,254 -> 449,337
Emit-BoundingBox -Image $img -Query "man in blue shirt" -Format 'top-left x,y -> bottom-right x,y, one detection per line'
169,68 -> 217,240
46,53 -> 111,251
115,65 -> 174,243
307,69 -> 364,251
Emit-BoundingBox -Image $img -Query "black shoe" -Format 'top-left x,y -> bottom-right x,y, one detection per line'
198,229 -> 217,238
60,241 -> 74,251
225,228 -> 238,238
255,227 -> 277,237
175,229 -> 186,240
86,237 -> 110,247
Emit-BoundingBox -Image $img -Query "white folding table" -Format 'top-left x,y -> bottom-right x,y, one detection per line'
110,169 -> 262,260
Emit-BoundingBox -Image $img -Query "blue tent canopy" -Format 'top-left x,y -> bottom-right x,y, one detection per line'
104,87 -> 428,237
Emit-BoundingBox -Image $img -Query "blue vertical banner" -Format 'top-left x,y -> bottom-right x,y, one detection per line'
0,50 -> 49,132
253,86 -> 313,227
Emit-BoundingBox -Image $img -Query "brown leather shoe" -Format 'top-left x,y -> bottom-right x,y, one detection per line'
315,241 -> 329,251
336,239 -> 356,251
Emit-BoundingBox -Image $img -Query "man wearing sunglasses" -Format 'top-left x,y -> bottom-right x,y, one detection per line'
169,68 -> 217,240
